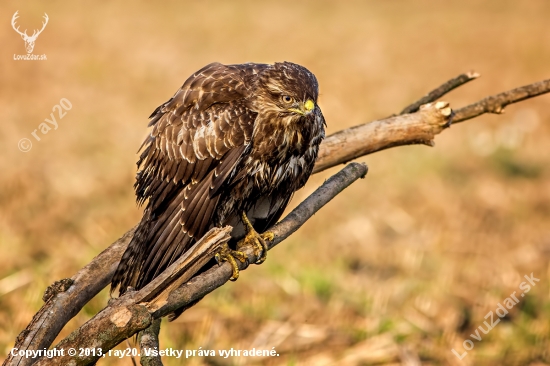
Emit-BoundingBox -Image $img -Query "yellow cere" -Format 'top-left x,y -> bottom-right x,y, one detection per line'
304,99 -> 315,112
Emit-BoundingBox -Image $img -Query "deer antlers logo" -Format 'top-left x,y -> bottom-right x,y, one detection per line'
11,11 -> 49,54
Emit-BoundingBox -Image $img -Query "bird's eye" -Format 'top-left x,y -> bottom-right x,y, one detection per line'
281,95 -> 293,103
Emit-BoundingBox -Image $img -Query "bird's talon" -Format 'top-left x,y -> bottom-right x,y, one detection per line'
239,213 -> 271,264
216,244 -> 247,281
255,235 -> 268,264
255,231 -> 273,264
237,227 -> 269,264
232,250 -> 248,264
261,231 -> 275,242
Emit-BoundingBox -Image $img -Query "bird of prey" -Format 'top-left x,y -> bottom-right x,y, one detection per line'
111,61 -> 326,296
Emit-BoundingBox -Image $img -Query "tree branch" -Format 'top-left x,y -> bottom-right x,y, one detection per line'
33,162 -> 368,366
400,71 -> 479,115
5,74 -> 550,366
6,228 -> 135,366
453,78 -> 550,123
313,101 -> 452,174
312,77 -> 550,173
138,319 -> 162,366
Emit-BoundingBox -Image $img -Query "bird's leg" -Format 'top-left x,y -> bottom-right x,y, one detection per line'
215,243 -> 248,281
237,212 -> 274,264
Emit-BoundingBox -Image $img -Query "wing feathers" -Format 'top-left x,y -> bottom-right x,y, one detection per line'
210,146 -> 245,197
138,175 -> 220,288
113,62 -> 265,295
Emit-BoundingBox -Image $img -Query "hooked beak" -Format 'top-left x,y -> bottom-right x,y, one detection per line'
289,99 -> 315,116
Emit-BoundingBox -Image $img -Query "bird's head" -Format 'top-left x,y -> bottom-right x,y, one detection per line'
251,62 -> 320,123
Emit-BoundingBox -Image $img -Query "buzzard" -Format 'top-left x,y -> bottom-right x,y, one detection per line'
112,62 -> 326,296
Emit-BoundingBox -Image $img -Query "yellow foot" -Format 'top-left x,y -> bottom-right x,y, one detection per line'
238,212 -> 274,264
215,243 -> 247,281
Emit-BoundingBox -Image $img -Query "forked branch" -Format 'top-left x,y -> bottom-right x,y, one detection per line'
313,77 -> 550,173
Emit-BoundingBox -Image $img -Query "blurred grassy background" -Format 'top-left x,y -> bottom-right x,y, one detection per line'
1,0 -> 550,365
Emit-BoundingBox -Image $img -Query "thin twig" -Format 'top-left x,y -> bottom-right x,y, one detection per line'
400,71 -> 479,114
453,78 -> 550,123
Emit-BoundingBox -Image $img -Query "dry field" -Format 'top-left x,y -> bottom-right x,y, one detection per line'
1,1 -> 549,365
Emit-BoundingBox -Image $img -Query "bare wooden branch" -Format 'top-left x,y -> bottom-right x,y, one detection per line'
5,227 -> 135,366
138,319 -> 163,366
30,227 -> 230,366
33,163 -> 368,366
313,77 -> 550,173
400,71 -> 479,114
313,101 -> 452,174
6,76 -> 550,366
453,78 -> 550,123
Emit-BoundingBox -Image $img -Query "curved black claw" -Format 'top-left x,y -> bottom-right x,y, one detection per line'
257,231 -> 274,263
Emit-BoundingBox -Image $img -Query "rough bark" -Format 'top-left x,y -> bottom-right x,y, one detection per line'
138,319 -> 162,366
6,228 -> 135,366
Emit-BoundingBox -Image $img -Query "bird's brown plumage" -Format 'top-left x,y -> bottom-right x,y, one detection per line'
112,61 -> 325,295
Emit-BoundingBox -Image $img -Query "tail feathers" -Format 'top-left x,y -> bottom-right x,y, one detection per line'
135,176 -> 220,290
111,173 -> 221,297
111,213 -> 154,296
